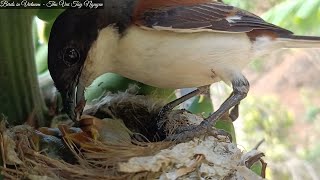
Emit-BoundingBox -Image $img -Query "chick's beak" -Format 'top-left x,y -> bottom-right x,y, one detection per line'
62,82 -> 86,121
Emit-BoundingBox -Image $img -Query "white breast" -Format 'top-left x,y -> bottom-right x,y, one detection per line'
82,26 -> 255,89
114,26 -> 253,88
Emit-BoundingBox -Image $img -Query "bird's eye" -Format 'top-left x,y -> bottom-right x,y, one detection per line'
63,47 -> 80,66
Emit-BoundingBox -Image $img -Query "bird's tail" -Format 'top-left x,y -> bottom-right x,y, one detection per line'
278,35 -> 320,48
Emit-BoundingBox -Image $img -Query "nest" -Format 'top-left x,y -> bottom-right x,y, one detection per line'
0,90 -> 266,179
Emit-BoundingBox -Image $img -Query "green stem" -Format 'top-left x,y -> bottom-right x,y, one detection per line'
0,10 -> 45,126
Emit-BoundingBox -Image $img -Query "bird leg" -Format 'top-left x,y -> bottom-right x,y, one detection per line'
229,103 -> 239,122
166,76 -> 249,142
224,92 -> 240,121
156,85 -> 210,128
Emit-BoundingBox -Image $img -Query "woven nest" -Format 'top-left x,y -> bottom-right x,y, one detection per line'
0,90 -> 266,179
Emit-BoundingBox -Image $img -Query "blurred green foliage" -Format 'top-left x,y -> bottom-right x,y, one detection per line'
304,143 -> 320,162
231,0 -> 320,178
300,90 -> 320,123
37,9 -> 65,22
263,0 -> 320,35
240,96 -> 294,159
223,0 -> 285,12
227,0 -> 320,74
225,0 -> 320,34
187,95 -> 213,118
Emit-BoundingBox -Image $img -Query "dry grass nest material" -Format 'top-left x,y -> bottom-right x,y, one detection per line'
0,90 -> 266,179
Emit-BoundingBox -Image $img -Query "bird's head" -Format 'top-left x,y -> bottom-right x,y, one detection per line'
48,10 -> 101,120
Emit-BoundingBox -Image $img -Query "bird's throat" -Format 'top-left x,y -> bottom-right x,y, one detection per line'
80,26 -> 120,87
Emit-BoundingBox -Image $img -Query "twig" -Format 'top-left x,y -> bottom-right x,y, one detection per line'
253,139 -> 265,150
0,167 -> 24,175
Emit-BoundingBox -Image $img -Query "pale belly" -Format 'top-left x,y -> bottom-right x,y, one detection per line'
83,26 -> 254,89
112,27 -> 253,89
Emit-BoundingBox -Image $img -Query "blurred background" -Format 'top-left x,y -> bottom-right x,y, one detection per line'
218,0 -> 320,179
0,0 -> 320,179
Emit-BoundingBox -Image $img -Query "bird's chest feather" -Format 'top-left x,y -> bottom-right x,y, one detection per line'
83,26 -> 253,88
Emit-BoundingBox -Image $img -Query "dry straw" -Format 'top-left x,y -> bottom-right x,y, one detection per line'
0,91 -> 265,179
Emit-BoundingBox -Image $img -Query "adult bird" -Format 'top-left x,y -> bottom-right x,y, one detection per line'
48,0 -> 320,141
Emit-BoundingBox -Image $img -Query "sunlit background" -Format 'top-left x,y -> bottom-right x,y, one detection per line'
213,0 -> 320,179
31,0 -> 320,179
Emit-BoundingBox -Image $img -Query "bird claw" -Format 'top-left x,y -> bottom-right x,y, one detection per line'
156,87 -> 208,130
165,124 -> 232,143
229,104 -> 239,122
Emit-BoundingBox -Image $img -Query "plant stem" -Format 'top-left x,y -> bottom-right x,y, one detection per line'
0,10 -> 45,126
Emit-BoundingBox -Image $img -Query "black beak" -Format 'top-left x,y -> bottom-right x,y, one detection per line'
61,82 -> 85,121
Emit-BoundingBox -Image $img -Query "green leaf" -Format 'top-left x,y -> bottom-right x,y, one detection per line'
187,95 -> 213,118
250,161 -> 263,176
35,44 -> 48,74
85,73 -> 175,102
85,73 -> 140,101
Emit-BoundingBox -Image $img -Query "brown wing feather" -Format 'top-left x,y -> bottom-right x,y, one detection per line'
134,1 -> 293,37
134,0 -> 212,15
